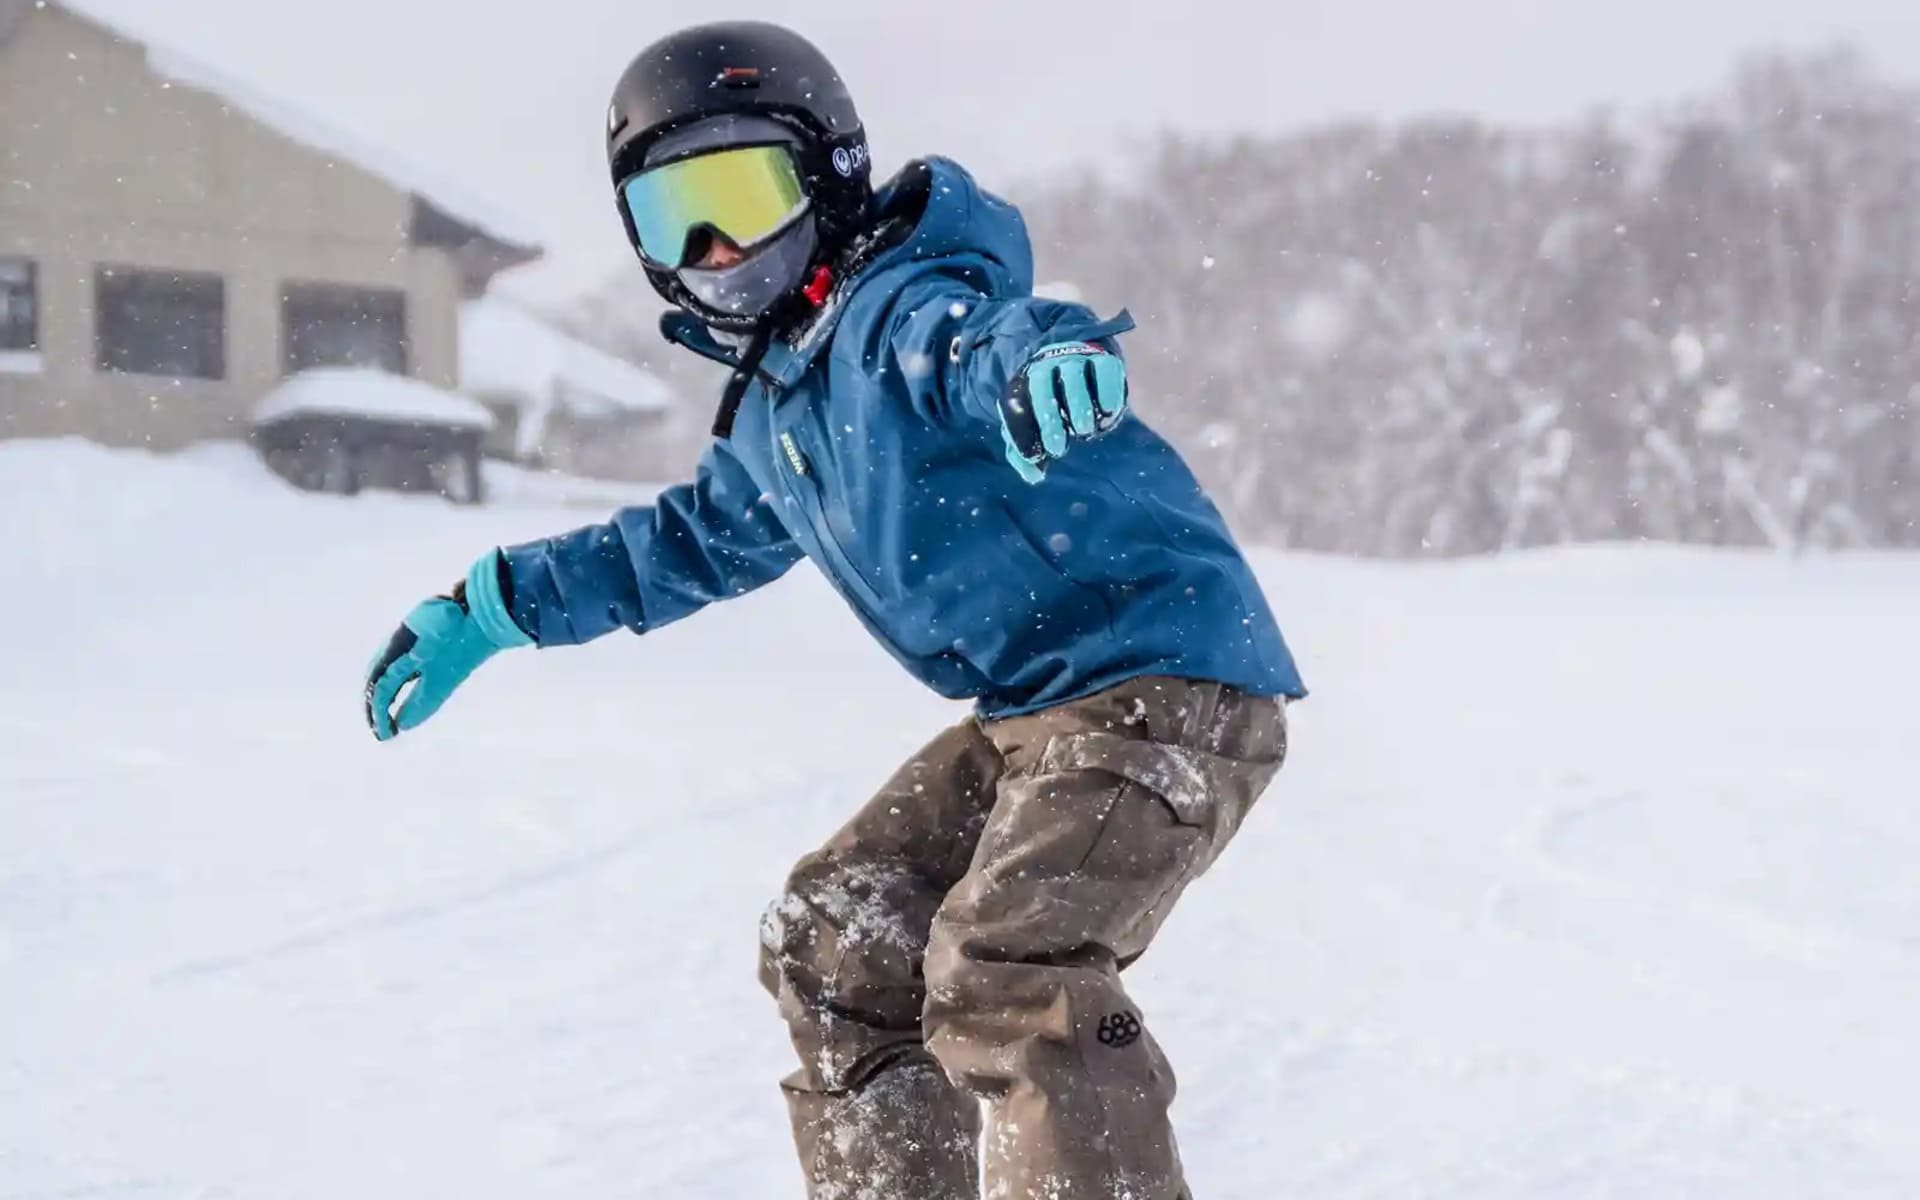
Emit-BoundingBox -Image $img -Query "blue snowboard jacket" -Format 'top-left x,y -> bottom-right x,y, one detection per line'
501,157 -> 1305,716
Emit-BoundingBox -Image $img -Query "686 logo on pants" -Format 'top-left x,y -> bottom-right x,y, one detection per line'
1097,1010 -> 1143,1048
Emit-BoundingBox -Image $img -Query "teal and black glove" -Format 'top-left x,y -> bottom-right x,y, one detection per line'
364,550 -> 532,741
998,341 -> 1129,483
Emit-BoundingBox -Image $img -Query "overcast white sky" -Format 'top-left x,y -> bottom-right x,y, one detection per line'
68,0 -> 1920,303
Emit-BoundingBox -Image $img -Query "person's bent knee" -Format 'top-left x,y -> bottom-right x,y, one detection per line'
762,852 -> 942,1029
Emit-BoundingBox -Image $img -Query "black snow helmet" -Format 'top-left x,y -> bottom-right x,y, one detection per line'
606,21 -> 872,331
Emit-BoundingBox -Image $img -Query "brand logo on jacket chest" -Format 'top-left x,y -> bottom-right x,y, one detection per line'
779,431 -> 809,476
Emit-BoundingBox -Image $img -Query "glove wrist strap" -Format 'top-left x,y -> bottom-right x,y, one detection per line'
466,551 -> 534,650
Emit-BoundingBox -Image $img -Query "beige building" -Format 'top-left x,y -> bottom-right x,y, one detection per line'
0,0 -> 538,448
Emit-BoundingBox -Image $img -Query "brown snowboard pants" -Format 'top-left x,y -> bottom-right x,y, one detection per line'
759,676 -> 1287,1200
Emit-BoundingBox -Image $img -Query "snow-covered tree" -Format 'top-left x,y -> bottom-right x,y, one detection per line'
1024,52 -> 1919,555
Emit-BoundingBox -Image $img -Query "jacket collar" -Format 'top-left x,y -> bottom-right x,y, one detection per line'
658,308 -> 739,368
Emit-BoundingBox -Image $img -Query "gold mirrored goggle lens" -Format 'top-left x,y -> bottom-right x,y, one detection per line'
622,144 -> 808,268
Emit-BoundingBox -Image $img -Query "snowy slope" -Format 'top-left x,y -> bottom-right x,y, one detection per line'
2,440 -> 1916,1198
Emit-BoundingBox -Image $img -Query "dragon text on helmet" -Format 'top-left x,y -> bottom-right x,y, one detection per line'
831,142 -> 870,178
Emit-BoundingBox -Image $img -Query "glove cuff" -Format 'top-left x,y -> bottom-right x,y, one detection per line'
465,550 -> 535,650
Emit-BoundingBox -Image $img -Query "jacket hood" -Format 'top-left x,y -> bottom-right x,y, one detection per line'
875,156 -> 1034,291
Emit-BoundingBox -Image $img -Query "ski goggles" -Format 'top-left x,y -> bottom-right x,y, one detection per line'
619,144 -> 809,269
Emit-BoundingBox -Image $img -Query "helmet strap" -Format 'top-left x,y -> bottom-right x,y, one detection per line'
712,319 -> 777,439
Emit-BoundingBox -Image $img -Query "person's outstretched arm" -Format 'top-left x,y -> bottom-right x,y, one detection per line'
364,442 -> 799,740
875,276 -> 1135,481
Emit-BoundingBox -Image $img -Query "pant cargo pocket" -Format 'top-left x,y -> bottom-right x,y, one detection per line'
1039,729 -> 1255,858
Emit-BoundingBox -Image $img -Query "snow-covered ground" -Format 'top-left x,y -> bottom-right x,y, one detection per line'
4,439 -> 1916,1198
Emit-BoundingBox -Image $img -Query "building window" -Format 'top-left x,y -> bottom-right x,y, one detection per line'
96,267 -> 226,380
0,258 -> 37,354
282,283 -> 409,375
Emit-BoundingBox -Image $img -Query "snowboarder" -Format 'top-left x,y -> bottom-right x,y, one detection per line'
364,21 -> 1306,1200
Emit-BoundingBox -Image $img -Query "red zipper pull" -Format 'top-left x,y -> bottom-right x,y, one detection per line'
802,265 -> 833,307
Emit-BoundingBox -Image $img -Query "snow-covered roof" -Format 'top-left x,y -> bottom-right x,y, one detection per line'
255,368 -> 496,432
54,0 -> 541,253
460,297 -> 672,416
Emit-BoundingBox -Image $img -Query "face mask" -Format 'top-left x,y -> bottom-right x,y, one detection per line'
677,211 -> 819,319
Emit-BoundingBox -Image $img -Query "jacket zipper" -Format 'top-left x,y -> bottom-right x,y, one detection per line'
774,425 -> 890,614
